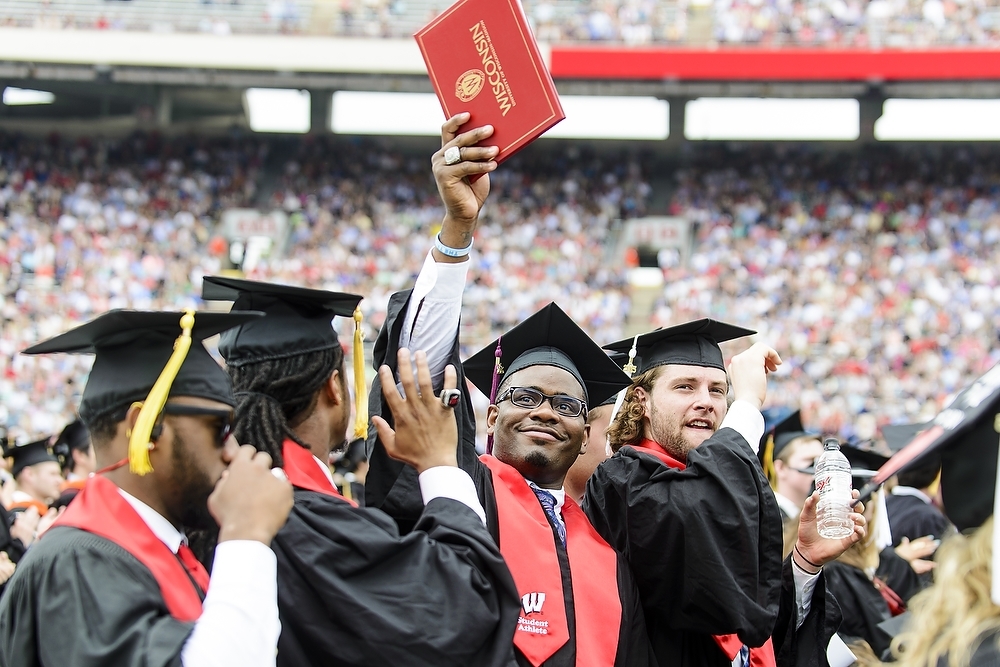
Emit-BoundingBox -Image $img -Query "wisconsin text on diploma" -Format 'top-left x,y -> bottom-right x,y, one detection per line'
470,20 -> 516,116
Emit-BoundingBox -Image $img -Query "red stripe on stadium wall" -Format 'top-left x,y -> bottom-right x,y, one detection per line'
549,48 -> 1000,81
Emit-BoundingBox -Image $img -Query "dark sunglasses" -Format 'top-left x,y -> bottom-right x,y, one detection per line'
161,404 -> 235,445
497,386 -> 587,418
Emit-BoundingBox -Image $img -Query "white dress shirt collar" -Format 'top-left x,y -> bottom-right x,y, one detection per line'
773,491 -> 802,520
117,488 -> 184,554
312,454 -> 339,492
526,480 -> 566,516
890,485 -> 933,505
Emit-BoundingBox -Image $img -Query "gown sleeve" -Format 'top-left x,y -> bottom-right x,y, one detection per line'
366,289 -> 489,533
0,526 -> 193,667
272,490 -> 519,667
583,428 -> 784,648
772,558 -> 843,667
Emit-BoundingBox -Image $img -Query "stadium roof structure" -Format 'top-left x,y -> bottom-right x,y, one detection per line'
2,28 -> 1000,137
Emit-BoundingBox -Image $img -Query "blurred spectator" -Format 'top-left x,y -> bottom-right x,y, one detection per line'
661,144 -> 1000,440
7,0 -> 1000,44
6,134 -> 1000,460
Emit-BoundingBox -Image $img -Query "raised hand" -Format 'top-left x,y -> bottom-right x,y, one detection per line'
432,113 -> 498,261
895,535 -> 939,574
210,445 -> 293,545
0,552 -> 14,585
727,342 -> 782,410
794,489 -> 867,571
371,349 -> 460,474
10,507 -> 40,547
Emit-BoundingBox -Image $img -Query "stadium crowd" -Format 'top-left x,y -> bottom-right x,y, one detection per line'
3,133 -> 1000,453
661,145 -> 1000,442
6,0 -> 1000,46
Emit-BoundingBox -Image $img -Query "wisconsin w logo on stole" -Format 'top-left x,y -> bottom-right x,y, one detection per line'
518,591 -> 550,635
521,592 -> 546,615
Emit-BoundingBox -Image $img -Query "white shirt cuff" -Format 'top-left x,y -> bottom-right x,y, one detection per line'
409,250 -> 470,306
720,400 -> 765,454
418,466 -> 487,527
182,540 -> 280,667
791,559 -> 821,629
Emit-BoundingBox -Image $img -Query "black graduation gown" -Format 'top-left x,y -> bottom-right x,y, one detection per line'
968,631 -> 1000,666
822,562 -> 895,659
0,526 -> 193,667
884,493 -> 952,545
272,488 -> 520,667
366,289 -> 654,667
875,548 -> 922,604
0,506 -> 26,564
366,288 -> 490,535
583,438 -> 836,667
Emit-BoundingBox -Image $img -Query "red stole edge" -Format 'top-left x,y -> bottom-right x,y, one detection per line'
54,475 -> 204,622
281,439 -> 357,507
481,454 -> 621,667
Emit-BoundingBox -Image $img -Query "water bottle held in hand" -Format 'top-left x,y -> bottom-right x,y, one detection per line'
815,437 -> 854,539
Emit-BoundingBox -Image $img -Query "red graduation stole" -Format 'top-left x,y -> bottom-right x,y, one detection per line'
633,440 -> 777,667
54,475 -> 206,622
281,439 -> 358,507
481,455 -> 621,667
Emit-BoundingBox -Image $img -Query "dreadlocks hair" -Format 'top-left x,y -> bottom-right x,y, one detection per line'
228,346 -> 345,468
606,366 -> 662,453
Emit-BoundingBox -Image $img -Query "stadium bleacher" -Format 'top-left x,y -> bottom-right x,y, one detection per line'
3,128 -> 1000,445
4,0 -> 1000,44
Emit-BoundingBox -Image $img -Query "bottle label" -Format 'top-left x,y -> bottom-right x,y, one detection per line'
815,475 -> 831,494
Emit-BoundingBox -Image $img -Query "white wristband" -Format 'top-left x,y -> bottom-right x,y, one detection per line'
434,232 -> 473,258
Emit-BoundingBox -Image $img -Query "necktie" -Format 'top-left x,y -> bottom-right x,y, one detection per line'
176,543 -> 211,595
532,487 -> 567,547
738,645 -> 750,667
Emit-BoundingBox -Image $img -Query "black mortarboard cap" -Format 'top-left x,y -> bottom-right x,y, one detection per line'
202,276 -> 363,368
603,318 -> 756,376
795,440 -> 887,489
759,409 -> 822,487
5,437 -> 59,478
52,419 -> 90,470
595,353 -> 628,408
877,611 -> 912,645
858,363 -> 1000,533
53,419 -> 89,453
881,422 -> 929,454
23,310 -> 263,425
771,410 -> 819,457
840,442 -> 889,486
464,303 -> 632,409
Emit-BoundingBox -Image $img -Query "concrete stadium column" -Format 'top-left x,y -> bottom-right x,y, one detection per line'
310,90 -> 331,134
666,96 -> 690,147
156,88 -> 173,128
857,90 -> 885,144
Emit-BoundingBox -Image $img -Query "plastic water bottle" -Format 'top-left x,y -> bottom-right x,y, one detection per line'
814,437 -> 854,539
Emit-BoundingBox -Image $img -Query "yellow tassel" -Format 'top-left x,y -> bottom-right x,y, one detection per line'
352,306 -> 367,439
128,310 -> 196,475
764,433 -> 778,491
762,434 -> 777,490
925,468 -> 942,500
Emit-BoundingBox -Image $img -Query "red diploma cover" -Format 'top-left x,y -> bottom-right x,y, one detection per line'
415,0 -> 565,167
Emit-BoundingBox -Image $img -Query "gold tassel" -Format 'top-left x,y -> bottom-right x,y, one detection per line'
762,433 -> 777,490
623,335 -> 639,377
128,310 -> 196,475
352,306 -> 367,439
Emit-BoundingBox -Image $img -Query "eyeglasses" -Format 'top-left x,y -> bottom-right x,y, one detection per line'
161,404 -> 235,445
497,387 -> 587,418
